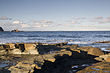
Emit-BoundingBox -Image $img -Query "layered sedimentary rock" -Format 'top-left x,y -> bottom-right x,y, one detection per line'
77,62 -> 110,73
0,42 -> 110,73
0,43 -> 39,54
78,46 -> 104,56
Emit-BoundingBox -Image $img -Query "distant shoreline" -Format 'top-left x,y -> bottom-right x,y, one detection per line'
1,31 -> 110,32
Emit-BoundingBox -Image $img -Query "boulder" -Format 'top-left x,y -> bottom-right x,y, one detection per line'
19,43 -> 36,51
99,54 -> 110,60
3,43 -> 15,49
77,46 -> 93,52
22,49 -> 39,54
55,50 -> 72,56
24,43 -> 36,50
105,56 -> 110,62
94,57 -> 104,62
88,47 -> 104,56
43,54 -> 56,62
8,49 -> 21,54
70,48 -> 81,53
0,45 -> 4,49
8,62 -> 35,73
78,46 -> 104,56
0,50 -> 7,55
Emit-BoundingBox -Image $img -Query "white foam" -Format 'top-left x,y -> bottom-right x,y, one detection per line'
68,41 -> 89,44
72,66 -> 79,68
101,48 -> 110,51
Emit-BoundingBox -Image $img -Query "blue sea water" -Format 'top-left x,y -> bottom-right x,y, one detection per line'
0,31 -> 110,50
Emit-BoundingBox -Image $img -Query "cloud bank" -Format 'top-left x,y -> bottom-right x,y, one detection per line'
0,16 -> 110,31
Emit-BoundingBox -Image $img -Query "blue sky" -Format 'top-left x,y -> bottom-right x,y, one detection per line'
0,0 -> 110,31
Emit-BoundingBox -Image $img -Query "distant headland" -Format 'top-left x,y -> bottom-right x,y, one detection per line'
0,27 -> 4,32
0,27 -> 23,32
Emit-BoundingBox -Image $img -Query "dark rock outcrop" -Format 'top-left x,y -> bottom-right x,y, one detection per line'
93,41 -> 110,43
0,27 -> 4,32
11,29 -> 20,32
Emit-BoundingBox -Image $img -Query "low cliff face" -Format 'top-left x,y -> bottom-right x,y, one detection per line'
0,27 -> 4,32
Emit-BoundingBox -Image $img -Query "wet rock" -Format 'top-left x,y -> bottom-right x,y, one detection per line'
0,69 -> 10,73
0,45 -> 4,49
77,62 -> 110,73
93,41 -> 110,43
34,55 -> 44,64
106,48 -> 110,50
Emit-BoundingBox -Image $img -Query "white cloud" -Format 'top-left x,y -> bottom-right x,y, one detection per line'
0,16 -> 12,20
95,16 -> 103,19
13,20 -> 21,24
71,21 -> 78,24
31,20 -> 53,28
21,24 -> 30,28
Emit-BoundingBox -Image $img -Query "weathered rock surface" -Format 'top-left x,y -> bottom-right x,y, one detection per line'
0,43 -> 39,55
88,47 -> 104,56
77,62 -> 110,73
7,49 -> 73,73
0,42 -> 108,73
78,46 -> 104,56
96,53 -> 110,62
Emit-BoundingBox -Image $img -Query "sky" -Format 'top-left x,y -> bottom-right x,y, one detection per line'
0,0 -> 110,31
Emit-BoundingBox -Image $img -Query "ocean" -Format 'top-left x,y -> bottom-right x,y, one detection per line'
0,31 -> 110,50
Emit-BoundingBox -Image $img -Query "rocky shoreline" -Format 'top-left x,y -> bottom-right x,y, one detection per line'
0,42 -> 110,73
